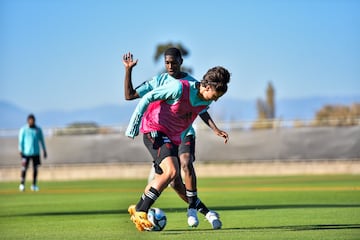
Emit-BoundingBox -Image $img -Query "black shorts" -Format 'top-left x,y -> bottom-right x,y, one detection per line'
22,155 -> 41,168
179,135 -> 196,162
143,132 -> 179,174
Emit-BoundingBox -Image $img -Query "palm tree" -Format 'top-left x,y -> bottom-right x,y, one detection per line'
266,82 -> 275,119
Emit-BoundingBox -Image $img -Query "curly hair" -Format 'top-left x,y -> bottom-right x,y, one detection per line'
201,66 -> 231,94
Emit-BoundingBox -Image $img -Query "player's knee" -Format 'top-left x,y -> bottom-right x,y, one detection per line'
163,166 -> 179,181
161,157 -> 180,181
168,168 -> 178,181
179,153 -> 193,173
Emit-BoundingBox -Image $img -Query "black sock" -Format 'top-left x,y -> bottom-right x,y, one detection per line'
186,190 -> 198,209
135,194 -> 145,211
33,167 -> 38,186
138,187 -> 160,212
195,198 -> 210,215
20,169 -> 26,185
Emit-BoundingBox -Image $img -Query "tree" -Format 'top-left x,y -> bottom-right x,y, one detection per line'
252,82 -> 276,130
256,98 -> 267,120
314,103 -> 360,126
154,42 -> 192,74
266,82 -> 275,119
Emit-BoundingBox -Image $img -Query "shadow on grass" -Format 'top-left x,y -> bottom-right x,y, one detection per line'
161,224 -> 360,235
224,224 -> 360,231
210,204 -> 360,211
4,203 -> 360,218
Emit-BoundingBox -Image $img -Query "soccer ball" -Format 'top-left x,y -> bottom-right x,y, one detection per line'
147,207 -> 167,231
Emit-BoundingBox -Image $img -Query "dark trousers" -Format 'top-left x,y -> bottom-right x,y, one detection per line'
21,155 -> 41,185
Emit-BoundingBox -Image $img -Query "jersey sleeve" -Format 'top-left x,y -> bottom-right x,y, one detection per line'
38,128 -> 46,152
18,127 -> 24,152
135,75 -> 159,98
126,80 -> 183,138
199,107 -> 209,115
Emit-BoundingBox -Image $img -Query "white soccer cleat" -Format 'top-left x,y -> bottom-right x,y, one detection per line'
31,185 -> 39,192
187,208 -> 199,227
206,211 -> 222,230
19,184 -> 25,192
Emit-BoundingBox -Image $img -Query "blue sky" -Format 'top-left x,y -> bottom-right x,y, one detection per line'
1,0 -> 359,111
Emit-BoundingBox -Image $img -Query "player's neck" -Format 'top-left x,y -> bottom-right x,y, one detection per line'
173,72 -> 187,79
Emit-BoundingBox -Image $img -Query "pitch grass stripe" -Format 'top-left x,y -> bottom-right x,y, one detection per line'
222,175 -> 359,184
0,188 -> 143,194
0,186 -> 359,195
200,186 -> 360,192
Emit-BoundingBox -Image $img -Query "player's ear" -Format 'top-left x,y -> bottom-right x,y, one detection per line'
178,57 -> 183,65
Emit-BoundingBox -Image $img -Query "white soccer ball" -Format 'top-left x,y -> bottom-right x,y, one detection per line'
147,207 -> 167,231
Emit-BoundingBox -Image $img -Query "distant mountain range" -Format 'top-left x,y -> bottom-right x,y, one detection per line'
1,96 -> 359,129
211,95 -> 360,122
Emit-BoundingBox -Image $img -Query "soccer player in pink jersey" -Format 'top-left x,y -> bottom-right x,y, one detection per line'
123,48 -> 228,229
125,66 -> 230,231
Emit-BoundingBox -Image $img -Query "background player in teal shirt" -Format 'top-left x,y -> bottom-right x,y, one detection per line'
18,114 -> 47,192
123,48 -> 228,229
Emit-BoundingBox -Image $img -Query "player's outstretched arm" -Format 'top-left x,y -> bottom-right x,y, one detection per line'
123,52 -> 140,100
199,111 -> 229,144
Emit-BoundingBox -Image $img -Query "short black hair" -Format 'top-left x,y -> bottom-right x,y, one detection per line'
27,114 -> 35,121
164,47 -> 183,59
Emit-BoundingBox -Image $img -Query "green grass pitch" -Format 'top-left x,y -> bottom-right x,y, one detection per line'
0,175 -> 359,240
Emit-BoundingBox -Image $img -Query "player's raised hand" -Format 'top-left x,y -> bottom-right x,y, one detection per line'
122,52 -> 138,69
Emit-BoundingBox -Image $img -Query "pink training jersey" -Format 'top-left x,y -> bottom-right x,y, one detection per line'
140,80 -> 207,145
